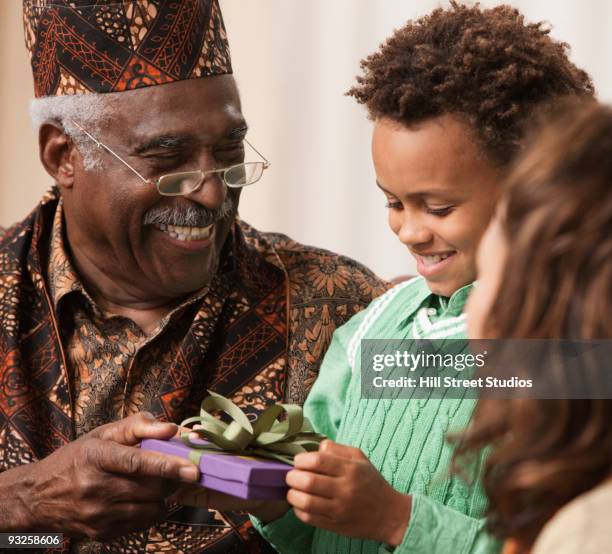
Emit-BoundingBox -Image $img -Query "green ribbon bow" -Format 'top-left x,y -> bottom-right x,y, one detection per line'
180,390 -> 326,466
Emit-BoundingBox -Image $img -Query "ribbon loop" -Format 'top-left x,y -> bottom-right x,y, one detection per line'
180,390 -> 326,466
223,420 -> 253,450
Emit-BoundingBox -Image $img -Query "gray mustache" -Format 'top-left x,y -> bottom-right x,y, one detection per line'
143,197 -> 234,227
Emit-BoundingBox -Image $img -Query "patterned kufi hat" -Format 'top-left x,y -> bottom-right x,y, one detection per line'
22,0 -> 232,97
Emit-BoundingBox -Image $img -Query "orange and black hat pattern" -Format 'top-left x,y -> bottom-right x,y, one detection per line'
23,0 -> 232,97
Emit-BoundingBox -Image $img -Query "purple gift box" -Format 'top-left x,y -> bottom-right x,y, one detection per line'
141,437 -> 291,500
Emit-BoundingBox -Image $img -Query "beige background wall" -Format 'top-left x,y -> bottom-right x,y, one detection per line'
0,1 -> 49,225
2,0 -> 612,278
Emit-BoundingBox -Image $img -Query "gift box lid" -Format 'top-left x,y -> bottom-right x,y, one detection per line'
141,437 -> 291,488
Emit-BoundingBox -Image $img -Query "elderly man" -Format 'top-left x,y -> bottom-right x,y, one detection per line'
0,1 -> 386,551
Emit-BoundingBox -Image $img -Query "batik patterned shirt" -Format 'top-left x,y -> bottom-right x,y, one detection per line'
0,189 -> 389,553
48,202 -> 212,437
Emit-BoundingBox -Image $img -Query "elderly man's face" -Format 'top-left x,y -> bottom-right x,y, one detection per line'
63,76 -> 245,299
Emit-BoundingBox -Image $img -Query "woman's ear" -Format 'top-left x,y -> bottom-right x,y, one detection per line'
39,122 -> 77,190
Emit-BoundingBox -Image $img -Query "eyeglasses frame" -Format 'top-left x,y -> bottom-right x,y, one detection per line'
69,119 -> 270,196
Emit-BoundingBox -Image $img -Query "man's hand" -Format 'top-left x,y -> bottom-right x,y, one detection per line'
2,412 -> 201,541
285,440 -> 412,546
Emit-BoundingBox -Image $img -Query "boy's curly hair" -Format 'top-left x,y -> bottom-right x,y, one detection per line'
347,1 -> 594,165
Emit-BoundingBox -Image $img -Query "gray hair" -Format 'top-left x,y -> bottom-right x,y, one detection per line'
29,94 -> 113,170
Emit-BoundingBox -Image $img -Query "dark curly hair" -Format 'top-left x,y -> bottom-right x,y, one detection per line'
347,1 -> 594,165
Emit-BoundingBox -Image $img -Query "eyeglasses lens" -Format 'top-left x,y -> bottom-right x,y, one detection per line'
157,172 -> 204,196
224,163 -> 264,187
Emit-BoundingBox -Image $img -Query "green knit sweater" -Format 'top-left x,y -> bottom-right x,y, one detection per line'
252,278 -> 500,554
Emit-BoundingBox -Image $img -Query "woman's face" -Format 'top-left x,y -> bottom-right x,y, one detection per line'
466,215 -> 508,339
372,115 -> 500,297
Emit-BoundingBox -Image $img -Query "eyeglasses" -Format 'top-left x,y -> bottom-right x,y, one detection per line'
69,120 -> 270,196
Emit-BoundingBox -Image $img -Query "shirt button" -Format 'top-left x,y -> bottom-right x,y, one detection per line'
428,308 -> 437,316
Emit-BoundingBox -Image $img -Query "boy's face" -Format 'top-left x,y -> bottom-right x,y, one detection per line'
372,115 -> 500,297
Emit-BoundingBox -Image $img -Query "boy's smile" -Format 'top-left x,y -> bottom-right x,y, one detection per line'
413,250 -> 457,278
372,115 -> 501,297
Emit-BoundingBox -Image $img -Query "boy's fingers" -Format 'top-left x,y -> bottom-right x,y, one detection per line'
319,439 -> 366,460
286,488 -> 334,516
285,469 -> 335,498
293,451 -> 344,476
293,508 -> 335,528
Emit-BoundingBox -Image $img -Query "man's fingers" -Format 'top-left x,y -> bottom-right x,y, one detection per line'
285,469 -> 335,498
91,412 -> 178,446
318,439 -> 366,460
176,425 -> 194,437
103,474 -> 180,503
96,442 -> 200,483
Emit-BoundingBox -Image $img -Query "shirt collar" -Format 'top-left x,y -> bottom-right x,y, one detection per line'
437,281 -> 473,316
396,279 -> 474,328
47,200 -> 88,310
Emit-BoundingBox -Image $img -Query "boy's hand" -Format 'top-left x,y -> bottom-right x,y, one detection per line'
286,440 -> 412,546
